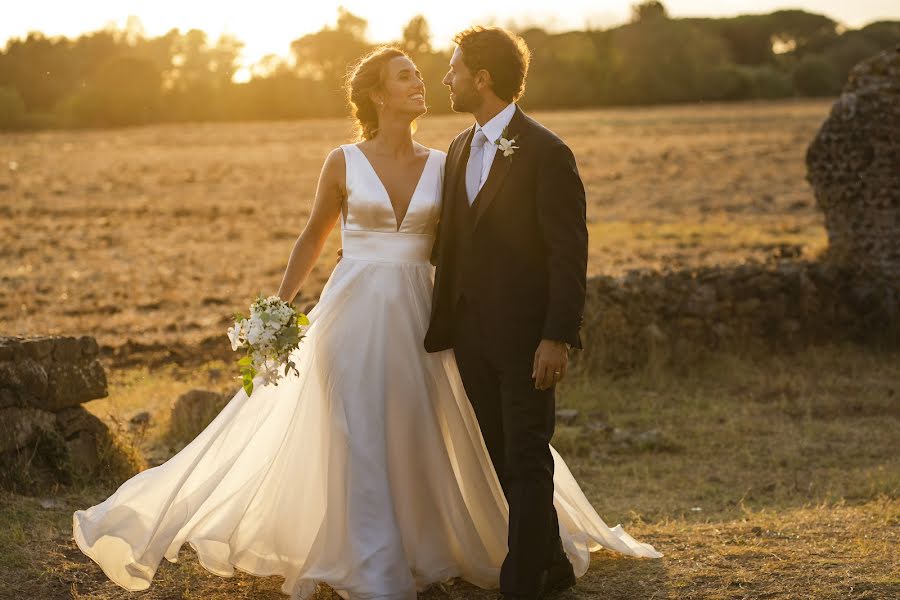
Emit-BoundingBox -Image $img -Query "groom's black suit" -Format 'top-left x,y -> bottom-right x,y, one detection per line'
425,105 -> 588,598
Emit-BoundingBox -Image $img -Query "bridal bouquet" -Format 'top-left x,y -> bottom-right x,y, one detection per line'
227,293 -> 310,397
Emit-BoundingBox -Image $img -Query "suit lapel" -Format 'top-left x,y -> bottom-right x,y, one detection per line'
471,105 -> 527,229
448,125 -> 475,206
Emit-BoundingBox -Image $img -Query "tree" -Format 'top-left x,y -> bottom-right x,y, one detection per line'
290,8 -> 371,84
402,15 -> 432,56
207,34 -> 244,87
62,55 -> 162,126
824,31 -> 880,79
0,85 -> 25,128
631,1 -> 669,24
521,30 -> 606,108
768,10 -> 838,56
336,7 -> 367,40
792,55 -> 841,96
858,21 -> 900,47
714,15 -> 777,65
0,32 -> 77,112
609,19 -> 728,104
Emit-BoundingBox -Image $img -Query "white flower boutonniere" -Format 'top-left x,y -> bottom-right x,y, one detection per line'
494,125 -> 519,159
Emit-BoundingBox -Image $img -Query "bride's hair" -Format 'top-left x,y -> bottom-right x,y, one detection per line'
346,46 -> 409,141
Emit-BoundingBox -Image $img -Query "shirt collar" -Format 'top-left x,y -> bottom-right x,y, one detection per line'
475,102 -> 516,146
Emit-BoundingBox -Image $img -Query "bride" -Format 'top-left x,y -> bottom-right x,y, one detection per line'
73,46 -> 661,600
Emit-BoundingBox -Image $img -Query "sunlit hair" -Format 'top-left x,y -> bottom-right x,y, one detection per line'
345,46 -> 410,141
453,26 -> 531,103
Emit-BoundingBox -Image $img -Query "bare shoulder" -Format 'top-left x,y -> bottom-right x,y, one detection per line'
319,147 -> 347,193
325,145 -> 348,162
322,146 -> 346,172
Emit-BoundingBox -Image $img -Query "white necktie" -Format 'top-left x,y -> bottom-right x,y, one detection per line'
465,129 -> 488,205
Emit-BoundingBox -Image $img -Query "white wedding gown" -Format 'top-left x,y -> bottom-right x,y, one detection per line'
73,143 -> 662,600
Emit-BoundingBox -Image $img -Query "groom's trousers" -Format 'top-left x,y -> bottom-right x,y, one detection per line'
451,295 -> 571,598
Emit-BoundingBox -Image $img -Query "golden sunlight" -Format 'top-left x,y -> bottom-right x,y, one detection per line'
1,0 -> 895,83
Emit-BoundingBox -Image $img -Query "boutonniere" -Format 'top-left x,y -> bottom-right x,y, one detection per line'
494,125 -> 519,159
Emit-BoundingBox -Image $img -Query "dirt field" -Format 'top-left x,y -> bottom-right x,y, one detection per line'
1,100 -> 898,600
1,100 -> 830,367
2,342 -> 897,599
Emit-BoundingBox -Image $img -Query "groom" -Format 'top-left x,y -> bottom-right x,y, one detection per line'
425,26 -> 588,600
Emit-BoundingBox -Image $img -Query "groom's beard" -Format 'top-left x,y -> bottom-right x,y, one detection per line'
450,87 -> 481,114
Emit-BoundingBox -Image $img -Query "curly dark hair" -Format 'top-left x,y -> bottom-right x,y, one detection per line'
452,26 -> 531,103
345,46 -> 408,141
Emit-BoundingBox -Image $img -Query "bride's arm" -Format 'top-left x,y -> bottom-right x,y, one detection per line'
276,148 -> 346,304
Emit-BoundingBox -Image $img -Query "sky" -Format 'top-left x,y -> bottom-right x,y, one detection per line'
3,1 -> 898,81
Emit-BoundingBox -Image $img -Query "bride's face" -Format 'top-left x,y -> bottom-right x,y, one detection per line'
374,56 -> 427,118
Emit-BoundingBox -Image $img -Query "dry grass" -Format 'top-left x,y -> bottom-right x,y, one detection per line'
0,100 -> 830,369
1,342 -> 897,599
5,98 -> 893,599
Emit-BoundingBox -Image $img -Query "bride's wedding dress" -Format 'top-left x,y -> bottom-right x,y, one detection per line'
73,143 -> 661,600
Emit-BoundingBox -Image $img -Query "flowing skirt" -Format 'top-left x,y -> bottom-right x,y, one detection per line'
73,256 -> 661,600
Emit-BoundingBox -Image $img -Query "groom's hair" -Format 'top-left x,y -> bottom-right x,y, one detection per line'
453,26 -> 531,103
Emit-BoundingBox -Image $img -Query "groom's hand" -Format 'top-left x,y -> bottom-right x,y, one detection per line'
533,339 -> 569,390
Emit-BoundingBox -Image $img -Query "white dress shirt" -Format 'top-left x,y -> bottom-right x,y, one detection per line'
470,102 -> 517,197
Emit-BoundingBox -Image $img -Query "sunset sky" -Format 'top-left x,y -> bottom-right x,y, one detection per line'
3,0 -> 898,81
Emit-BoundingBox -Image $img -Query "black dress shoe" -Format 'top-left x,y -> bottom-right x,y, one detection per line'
543,557 -> 577,595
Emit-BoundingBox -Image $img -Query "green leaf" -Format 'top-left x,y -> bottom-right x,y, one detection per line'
276,326 -> 300,346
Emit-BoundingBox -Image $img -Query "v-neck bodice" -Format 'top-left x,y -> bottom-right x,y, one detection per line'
340,144 -> 444,235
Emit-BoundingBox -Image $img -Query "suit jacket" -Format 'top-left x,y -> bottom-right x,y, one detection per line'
424,105 -> 588,355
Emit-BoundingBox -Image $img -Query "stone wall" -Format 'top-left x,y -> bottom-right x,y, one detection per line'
571,46 -> 898,376
806,45 -> 899,284
0,335 -> 140,492
571,259 -> 898,375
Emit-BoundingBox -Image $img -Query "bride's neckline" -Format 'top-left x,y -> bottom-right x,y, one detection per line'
351,144 -> 433,232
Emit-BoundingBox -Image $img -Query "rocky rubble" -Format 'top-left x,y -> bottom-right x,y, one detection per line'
573,259 -> 898,375
806,45 -> 899,290
0,335 -> 139,492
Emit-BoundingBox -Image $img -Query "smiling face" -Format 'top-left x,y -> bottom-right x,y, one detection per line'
442,47 -> 482,113
373,55 -> 427,118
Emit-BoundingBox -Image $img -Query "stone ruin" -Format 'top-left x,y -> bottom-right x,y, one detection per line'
572,47 -> 900,375
0,335 -> 140,493
571,258 -> 896,376
806,44 -> 900,290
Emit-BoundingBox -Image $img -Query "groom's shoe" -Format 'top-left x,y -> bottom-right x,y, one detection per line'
543,558 -> 577,596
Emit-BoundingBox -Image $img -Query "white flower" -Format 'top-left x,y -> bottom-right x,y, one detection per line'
258,362 -> 281,386
497,137 -> 519,157
247,319 -> 267,346
227,320 -> 245,351
229,294 -> 310,397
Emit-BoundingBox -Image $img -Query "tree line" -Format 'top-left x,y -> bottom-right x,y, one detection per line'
1,3 -> 898,130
